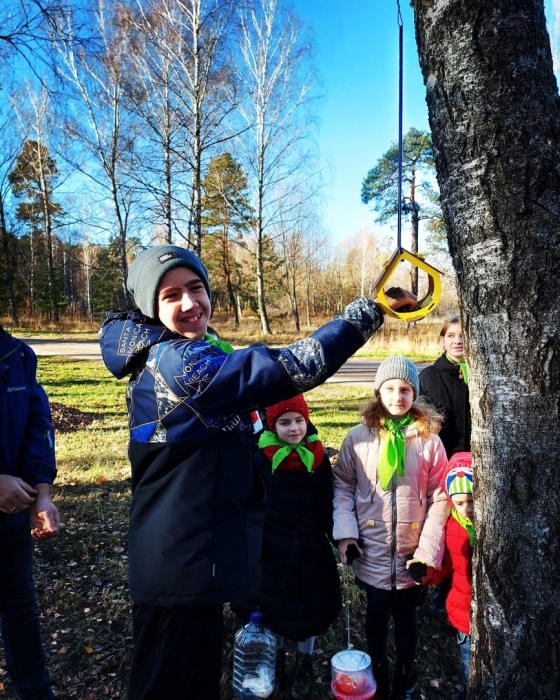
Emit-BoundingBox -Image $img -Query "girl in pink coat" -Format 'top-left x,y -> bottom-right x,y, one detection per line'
333,356 -> 449,700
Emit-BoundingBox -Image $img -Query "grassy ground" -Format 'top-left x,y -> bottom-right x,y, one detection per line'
0,358 -> 462,699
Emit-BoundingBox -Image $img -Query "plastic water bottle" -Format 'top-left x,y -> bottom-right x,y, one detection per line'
232,611 -> 277,699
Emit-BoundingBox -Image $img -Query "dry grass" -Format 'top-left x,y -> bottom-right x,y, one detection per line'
211,313 -> 446,361
2,309 -> 450,361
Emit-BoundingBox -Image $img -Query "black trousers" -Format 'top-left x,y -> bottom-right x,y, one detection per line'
128,602 -> 224,700
362,584 -> 422,671
0,513 -> 52,700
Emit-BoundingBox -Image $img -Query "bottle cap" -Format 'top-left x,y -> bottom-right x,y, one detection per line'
249,611 -> 263,625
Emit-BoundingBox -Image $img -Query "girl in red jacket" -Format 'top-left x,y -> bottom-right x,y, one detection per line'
428,452 -> 474,699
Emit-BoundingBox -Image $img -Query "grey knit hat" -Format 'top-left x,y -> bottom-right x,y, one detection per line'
126,245 -> 211,319
374,355 -> 419,398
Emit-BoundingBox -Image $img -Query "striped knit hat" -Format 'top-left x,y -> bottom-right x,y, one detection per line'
445,452 -> 473,498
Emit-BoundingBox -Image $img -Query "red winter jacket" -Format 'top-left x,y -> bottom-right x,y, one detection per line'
429,515 -> 472,634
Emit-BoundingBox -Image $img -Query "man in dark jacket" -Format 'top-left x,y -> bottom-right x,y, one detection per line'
99,244 -> 416,700
0,326 -> 60,699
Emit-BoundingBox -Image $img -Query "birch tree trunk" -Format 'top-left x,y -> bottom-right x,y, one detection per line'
412,1 -> 560,698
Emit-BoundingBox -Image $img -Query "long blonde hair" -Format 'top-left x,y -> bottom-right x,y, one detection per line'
361,396 -> 443,438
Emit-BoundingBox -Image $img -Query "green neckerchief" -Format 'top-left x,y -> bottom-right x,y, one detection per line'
205,333 -> 264,434
205,333 -> 234,355
258,430 -> 320,473
451,508 -> 476,548
446,352 -> 468,385
378,413 -> 414,490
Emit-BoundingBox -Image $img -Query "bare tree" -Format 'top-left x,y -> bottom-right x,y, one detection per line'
235,0 -> 317,334
125,0 -> 238,254
272,194 -> 322,332
11,87 -> 68,322
0,0 -> 64,85
348,227 -> 381,298
55,0 -> 139,305
413,1 -> 560,697
80,235 -> 98,321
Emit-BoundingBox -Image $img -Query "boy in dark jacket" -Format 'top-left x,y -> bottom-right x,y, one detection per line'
99,244 -> 415,700
0,326 -> 60,699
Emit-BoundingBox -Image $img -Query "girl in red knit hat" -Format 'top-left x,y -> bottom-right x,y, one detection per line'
231,394 -> 341,700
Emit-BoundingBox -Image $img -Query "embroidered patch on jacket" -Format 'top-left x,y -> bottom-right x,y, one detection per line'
336,298 -> 383,341
279,338 -> 327,391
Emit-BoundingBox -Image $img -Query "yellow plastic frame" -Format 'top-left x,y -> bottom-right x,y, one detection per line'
373,248 -> 443,323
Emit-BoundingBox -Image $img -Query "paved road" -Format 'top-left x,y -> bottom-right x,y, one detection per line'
23,338 -> 429,385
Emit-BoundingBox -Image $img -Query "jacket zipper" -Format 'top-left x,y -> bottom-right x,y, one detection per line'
391,472 -> 397,590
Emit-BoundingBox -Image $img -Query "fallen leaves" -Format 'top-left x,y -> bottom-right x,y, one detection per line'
50,402 -> 101,432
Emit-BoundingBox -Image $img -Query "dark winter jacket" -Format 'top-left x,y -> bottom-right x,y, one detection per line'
0,328 -> 56,490
419,353 -> 471,456
231,448 -> 342,641
429,516 -> 472,635
99,299 -> 383,607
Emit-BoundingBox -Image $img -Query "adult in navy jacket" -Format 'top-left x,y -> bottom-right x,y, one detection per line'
0,326 -> 60,699
99,245 -> 416,700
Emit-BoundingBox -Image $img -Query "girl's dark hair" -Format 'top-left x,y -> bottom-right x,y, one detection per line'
361,397 -> 443,438
439,316 -> 461,338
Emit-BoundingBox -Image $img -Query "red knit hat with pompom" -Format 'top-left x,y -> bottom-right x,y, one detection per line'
266,394 -> 309,429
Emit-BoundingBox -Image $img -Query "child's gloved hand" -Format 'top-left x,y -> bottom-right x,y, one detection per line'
337,538 -> 363,565
406,559 -> 428,584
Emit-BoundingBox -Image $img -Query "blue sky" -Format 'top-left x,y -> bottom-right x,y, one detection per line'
292,0 -> 560,244
292,0 -> 429,243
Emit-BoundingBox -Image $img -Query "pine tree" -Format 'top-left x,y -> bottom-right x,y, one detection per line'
361,127 -> 440,294
9,140 -> 64,321
202,153 -> 253,326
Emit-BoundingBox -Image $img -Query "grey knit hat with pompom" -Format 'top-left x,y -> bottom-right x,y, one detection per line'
374,355 -> 419,399
126,245 -> 210,319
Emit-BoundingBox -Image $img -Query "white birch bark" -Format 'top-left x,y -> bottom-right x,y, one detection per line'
412,1 -> 560,697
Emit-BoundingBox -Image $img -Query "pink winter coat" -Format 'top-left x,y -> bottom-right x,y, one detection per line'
333,421 -> 449,590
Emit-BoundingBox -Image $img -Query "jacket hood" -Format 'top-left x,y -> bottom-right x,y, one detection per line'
99,311 -> 179,380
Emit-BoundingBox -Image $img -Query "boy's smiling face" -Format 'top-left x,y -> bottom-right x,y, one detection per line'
274,411 -> 307,444
157,267 -> 211,339
451,493 -> 474,519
